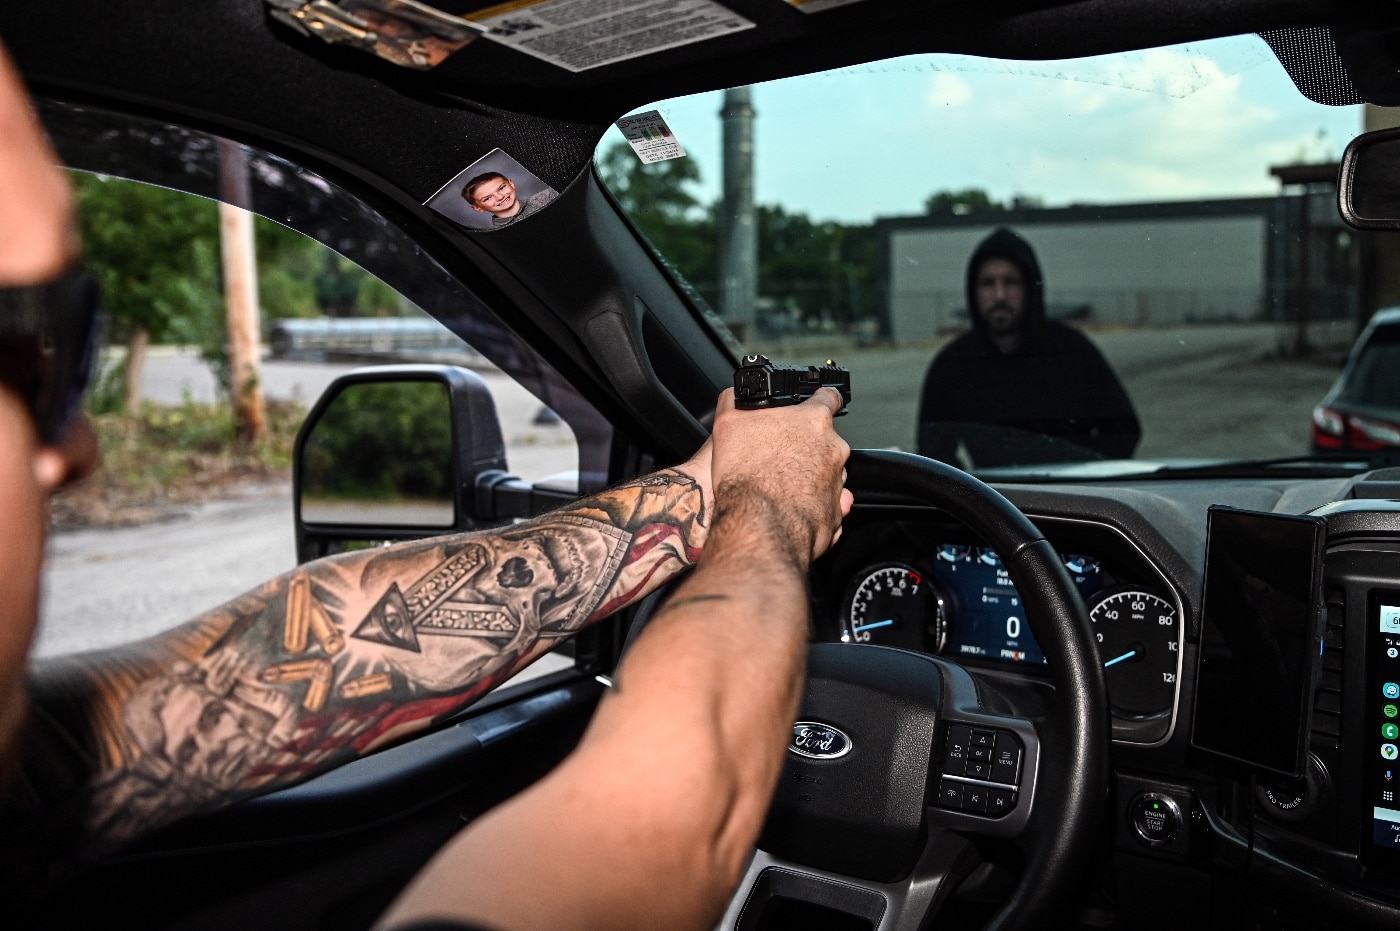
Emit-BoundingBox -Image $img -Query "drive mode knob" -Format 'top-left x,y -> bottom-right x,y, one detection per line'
1128,792 -> 1181,848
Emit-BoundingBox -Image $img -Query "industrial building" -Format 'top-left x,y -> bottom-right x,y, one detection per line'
875,170 -> 1360,350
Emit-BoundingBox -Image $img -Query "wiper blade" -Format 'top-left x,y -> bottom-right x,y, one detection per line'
1145,454 -> 1374,479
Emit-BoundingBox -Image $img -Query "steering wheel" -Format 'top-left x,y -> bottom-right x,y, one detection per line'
716,449 -> 1109,931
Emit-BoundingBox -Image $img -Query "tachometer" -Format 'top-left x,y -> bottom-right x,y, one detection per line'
843,563 -> 945,653
1088,588 -> 1180,719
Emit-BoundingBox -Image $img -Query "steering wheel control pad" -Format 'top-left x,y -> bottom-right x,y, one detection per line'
936,724 -> 1024,816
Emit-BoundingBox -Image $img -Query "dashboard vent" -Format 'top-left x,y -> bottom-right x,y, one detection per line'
1311,587 -> 1346,751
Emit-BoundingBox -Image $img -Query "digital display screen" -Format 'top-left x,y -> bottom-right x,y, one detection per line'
1191,507 -> 1326,778
930,544 -> 1103,665
1366,594 -> 1400,855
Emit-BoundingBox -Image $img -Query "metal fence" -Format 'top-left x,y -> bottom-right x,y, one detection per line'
269,317 -> 492,367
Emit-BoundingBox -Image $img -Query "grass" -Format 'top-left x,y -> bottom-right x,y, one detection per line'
51,398 -> 304,530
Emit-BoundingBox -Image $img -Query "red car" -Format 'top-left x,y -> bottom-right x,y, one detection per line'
1313,308 -> 1400,451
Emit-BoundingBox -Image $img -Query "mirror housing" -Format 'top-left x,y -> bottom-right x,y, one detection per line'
293,364 -> 575,562
1339,127 -> 1400,230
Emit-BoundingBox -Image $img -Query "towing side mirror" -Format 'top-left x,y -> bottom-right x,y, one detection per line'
1339,127 -> 1400,230
293,364 -> 575,562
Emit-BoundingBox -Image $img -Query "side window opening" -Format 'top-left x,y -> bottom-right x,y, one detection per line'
36,104 -> 609,698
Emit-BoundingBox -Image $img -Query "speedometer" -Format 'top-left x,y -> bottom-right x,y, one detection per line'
843,563 -> 945,653
1088,588 -> 1180,719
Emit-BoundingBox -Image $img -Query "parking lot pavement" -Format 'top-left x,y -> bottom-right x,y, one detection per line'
38,486 -> 296,658
796,323 -> 1323,454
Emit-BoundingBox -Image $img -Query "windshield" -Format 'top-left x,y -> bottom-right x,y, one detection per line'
596,35 -> 1381,477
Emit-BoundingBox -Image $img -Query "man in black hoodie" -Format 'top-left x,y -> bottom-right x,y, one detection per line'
916,227 -> 1140,467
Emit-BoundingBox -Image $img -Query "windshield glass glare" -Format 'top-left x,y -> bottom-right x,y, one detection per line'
596,35 -> 1385,475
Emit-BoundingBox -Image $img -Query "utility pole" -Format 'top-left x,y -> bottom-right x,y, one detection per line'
217,138 -> 265,444
719,86 -> 758,339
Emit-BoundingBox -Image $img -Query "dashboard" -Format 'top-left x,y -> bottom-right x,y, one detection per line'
808,471 -> 1400,929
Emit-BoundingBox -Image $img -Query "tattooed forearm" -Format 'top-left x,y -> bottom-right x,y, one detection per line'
29,468 -> 710,851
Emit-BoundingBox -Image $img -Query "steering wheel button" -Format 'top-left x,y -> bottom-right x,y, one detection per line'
993,732 -> 1023,784
946,724 -> 972,758
988,788 -> 1015,816
967,761 -> 993,780
971,729 -> 997,748
969,746 -> 992,763
964,786 -> 990,814
937,779 -> 965,810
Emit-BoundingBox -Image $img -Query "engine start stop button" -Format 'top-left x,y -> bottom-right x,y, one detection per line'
1128,792 -> 1182,847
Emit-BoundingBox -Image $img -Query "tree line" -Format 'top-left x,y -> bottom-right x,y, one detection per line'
596,144 -> 879,337
71,172 -> 409,412
596,142 -> 1017,339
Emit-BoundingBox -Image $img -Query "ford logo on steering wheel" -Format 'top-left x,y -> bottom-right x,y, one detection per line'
789,721 -> 852,760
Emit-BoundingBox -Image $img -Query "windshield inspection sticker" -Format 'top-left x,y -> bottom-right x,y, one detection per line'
616,111 -> 687,163
468,0 -> 754,73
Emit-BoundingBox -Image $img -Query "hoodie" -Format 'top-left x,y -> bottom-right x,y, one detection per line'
916,227 -> 1141,467
964,226 -> 1047,338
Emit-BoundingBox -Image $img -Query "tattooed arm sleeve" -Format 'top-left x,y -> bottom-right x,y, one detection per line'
18,468 -> 709,856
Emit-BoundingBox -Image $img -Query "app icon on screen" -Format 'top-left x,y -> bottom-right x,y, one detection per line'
1383,605 -> 1400,634
1386,723 -> 1399,740
1387,704 -> 1398,719
1384,744 -> 1398,761
1385,682 -> 1400,700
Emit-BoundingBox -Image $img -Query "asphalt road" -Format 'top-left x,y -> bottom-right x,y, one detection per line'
36,326 -> 1345,659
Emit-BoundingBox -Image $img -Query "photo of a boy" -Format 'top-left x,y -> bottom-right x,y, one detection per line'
461,172 -> 558,228
426,149 -> 559,231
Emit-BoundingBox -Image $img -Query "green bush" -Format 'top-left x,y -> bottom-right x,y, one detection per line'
301,382 -> 453,501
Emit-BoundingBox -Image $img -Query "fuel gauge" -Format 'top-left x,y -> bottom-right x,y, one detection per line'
937,544 -> 973,564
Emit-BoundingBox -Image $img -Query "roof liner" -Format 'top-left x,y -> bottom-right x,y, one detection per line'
0,0 -> 1381,214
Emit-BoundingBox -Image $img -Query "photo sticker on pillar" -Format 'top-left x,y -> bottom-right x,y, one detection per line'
426,150 -> 559,231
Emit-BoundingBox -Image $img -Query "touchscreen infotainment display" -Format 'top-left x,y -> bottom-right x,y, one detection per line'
1191,506 -> 1326,778
1366,593 -> 1400,855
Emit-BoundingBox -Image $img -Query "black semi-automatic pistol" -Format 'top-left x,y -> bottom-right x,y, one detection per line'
733,354 -> 851,415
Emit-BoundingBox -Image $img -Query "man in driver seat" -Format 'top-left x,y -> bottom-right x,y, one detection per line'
917,226 -> 1141,468
0,39 -> 852,931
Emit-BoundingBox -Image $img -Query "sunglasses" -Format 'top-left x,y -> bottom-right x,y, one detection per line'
0,265 -> 101,445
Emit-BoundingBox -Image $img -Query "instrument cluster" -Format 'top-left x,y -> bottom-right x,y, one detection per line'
815,517 -> 1185,744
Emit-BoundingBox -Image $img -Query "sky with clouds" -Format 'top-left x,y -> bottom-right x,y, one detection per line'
597,34 -> 1363,225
